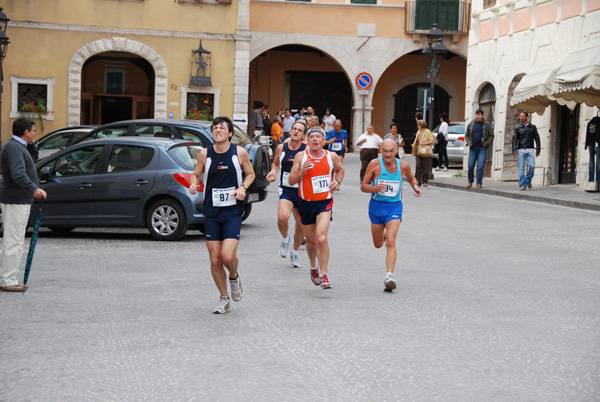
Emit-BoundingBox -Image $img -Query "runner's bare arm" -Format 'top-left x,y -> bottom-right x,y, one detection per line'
266,143 -> 284,182
400,160 -> 422,197
232,146 -> 256,200
329,152 -> 345,192
360,159 -> 385,193
287,151 -> 307,186
189,149 -> 207,194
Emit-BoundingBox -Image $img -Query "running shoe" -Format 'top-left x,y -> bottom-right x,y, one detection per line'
310,267 -> 322,286
213,296 -> 230,314
230,275 -> 244,301
290,253 -> 301,268
280,237 -> 290,258
384,277 -> 397,292
321,274 -> 332,289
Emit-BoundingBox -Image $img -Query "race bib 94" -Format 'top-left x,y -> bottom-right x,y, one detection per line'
378,180 -> 400,198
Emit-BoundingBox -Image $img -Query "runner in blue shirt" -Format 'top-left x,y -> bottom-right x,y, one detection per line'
361,139 -> 421,292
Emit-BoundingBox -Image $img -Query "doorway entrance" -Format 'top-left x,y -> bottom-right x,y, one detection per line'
394,83 -> 449,152
557,105 -> 579,184
478,83 -> 496,177
288,71 -> 352,136
81,52 -> 155,125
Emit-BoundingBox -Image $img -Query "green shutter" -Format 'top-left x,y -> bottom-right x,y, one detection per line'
416,0 -> 459,31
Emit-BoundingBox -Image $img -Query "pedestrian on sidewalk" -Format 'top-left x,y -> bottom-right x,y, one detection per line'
512,110 -> 540,191
435,113 -> 449,171
411,120 -> 434,187
465,109 -> 494,189
356,125 -> 383,181
0,118 -> 48,292
361,139 -> 421,292
189,116 -> 255,314
288,127 -> 344,289
384,123 -> 405,159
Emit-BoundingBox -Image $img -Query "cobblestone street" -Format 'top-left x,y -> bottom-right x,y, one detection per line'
1,154 -> 599,401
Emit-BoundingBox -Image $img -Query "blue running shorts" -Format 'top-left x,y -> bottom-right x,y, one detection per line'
204,214 -> 242,241
298,199 -> 333,226
278,186 -> 301,209
368,199 -> 403,225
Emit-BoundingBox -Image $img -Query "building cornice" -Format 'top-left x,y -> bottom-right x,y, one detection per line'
8,21 -> 236,41
251,0 -> 404,10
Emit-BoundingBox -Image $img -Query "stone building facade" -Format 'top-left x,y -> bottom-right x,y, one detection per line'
465,0 -> 600,189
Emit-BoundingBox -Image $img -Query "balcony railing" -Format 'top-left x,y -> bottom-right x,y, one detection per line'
405,0 -> 471,35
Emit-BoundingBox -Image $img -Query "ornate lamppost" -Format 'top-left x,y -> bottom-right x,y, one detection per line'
421,23 -> 448,131
0,7 -> 10,146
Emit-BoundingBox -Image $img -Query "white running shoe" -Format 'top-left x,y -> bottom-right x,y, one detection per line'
213,296 -> 230,314
280,237 -> 290,258
443,166 -> 448,172
230,275 -> 243,301
290,253 -> 301,268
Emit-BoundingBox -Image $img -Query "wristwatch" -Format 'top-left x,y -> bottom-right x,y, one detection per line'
336,179 -> 342,185
242,184 -> 249,190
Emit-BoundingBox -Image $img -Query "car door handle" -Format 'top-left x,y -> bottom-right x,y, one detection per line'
134,180 -> 149,186
79,183 -> 93,189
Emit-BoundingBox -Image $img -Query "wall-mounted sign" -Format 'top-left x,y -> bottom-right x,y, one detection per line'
233,113 -> 248,125
189,41 -> 212,87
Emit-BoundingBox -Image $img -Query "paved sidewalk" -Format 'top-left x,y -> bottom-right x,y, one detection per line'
428,170 -> 600,212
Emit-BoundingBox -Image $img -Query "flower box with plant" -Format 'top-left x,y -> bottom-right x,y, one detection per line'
185,105 -> 213,121
20,101 -> 50,131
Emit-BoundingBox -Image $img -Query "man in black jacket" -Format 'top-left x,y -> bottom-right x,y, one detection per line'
0,118 -> 47,292
512,111 -> 541,190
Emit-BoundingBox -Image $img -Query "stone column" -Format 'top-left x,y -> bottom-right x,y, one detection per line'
234,0 -> 251,133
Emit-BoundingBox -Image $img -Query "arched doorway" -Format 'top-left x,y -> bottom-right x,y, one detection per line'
478,83 -> 495,177
393,83 -> 449,152
249,45 -> 353,141
81,52 -> 155,125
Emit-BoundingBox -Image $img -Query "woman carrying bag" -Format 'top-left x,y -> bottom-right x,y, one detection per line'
411,119 -> 434,187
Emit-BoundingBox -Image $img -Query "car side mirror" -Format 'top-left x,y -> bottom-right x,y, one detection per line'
40,166 -> 52,182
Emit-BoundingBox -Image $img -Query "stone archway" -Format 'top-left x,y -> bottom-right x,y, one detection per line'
67,37 -> 168,126
384,74 -> 460,130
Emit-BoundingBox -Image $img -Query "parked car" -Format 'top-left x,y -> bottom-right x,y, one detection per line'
432,122 -> 466,167
0,136 -> 269,240
35,126 -> 96,160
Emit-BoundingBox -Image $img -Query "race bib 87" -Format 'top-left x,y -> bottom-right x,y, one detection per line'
212,187 -> 236,207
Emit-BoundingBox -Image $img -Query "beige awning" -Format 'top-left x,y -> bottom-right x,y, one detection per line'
552,39 -> 600,108
511,65 -> 560,115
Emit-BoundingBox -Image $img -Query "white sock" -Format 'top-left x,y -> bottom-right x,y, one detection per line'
310,266 -> 318,271
386,273 -> 394,279
290,250 -> 299,256
283,236 -> 290,243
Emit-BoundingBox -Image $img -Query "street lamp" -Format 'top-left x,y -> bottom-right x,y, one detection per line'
0,7 -> 9,147
421,23 -> 447,131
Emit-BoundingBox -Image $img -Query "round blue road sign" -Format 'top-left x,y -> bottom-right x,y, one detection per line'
356,72 -> 373,90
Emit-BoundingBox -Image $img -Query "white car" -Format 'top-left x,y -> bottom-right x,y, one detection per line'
432,122 -> 466,167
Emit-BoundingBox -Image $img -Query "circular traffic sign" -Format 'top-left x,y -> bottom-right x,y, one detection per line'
356,72 -> 373,90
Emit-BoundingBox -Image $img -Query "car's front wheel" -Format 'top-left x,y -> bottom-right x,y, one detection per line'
242,203 -> 252,222
146,199 -> 188,241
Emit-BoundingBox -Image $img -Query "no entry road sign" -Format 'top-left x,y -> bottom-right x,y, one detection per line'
356,72 -> 373,90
